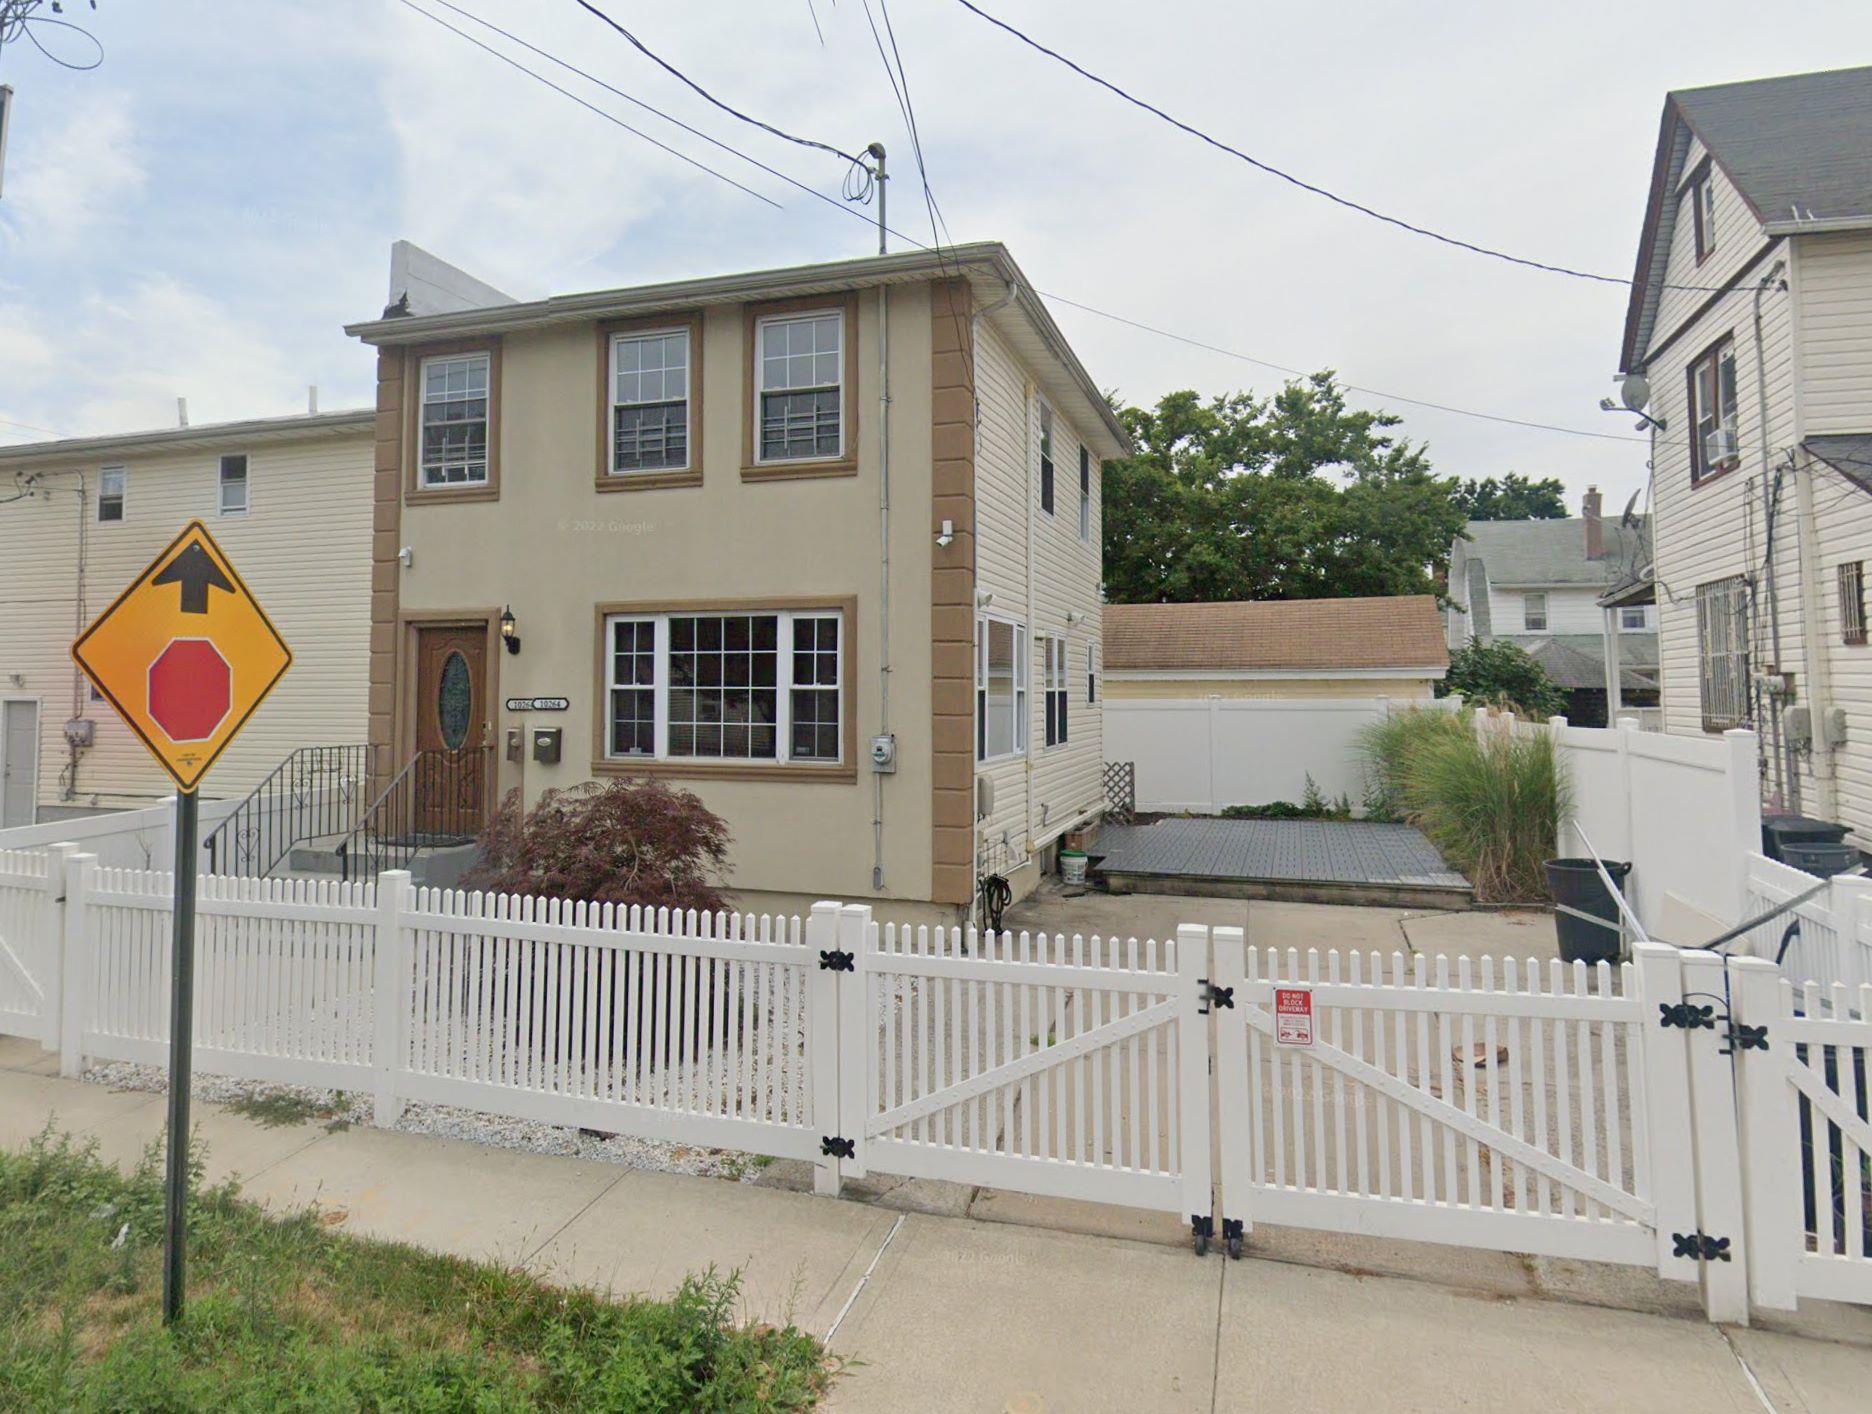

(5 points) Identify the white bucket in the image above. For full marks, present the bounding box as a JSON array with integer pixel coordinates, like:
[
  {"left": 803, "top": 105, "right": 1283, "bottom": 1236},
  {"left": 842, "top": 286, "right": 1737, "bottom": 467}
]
[{"left": 1060, "top": 849, "right": 1088, "bottom": 886}]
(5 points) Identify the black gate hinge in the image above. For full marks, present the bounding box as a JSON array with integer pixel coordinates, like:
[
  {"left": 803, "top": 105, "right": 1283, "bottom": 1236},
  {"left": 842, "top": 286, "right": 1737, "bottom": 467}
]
[
  {"left": 1190, "top": 1214, "right": 1214, "bottom": 1239},
  {"left": 1726, "top": 1022, "right": 1769, "bottom": 1054},
  {"left": 1197, "top": 979, "right": 1235, "bottom": 1014},
  {"left": 819, "top": 949, "right": 855, "bottom": 972},
  {"left": 1671, "top": 1231, "right": 1732, "bottom": 1263},
  {"left": 1658, "top": 1001, "right": 1715, "bottom": 1030},
  {"left": 821, "top": 1135, "right": 856, "bottom": 1159}
]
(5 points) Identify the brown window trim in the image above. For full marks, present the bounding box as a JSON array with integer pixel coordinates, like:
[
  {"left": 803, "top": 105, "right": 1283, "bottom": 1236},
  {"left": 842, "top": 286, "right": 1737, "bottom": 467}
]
[
  {"left": 1686, "top": 332, "right": 1739, "bottom": 488},
  {"left": 594, "top": 311, "right": 705, "bottom": 493},
  {"left": 405, "top": 338, "right": 502, "bottom": 505},
  {"left": 1683, "top": 158, "right": 1716, "bottom": 266},
  {"left": 741, "top": 291, "right": 860, "bottom": 482},
  {"left": 589, "top": 595, "right": 859, "bottom": 783}
]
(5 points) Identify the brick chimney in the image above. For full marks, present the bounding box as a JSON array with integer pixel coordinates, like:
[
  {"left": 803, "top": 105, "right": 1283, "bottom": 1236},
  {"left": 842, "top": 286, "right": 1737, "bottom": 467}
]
[{"left": 1583, "top": 485, "right": 1603, "bottom": 559}]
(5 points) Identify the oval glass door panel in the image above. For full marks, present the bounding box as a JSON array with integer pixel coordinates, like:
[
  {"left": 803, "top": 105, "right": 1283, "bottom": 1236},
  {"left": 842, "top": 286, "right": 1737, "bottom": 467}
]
[{"left": 437, "top": 651, "right": 472, "bottom": 749}]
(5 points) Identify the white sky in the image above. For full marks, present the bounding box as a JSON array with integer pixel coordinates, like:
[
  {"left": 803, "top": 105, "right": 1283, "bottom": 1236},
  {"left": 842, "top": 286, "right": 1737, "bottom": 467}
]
[{"left": 2, "top": 0, "right": 1869, "bottom": 516}]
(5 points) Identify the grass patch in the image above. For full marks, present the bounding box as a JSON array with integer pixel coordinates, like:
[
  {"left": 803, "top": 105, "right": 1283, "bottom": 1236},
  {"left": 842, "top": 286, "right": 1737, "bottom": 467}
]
[
  {"left": 0, "top": 1127, "right": 829, "bottom": 1410},
  {"left": 221, "top": 1088, "right": 351, "bottom": 1130},
  {"left": 1359, "top": 709, "right": 1572, "bottom": 903}
]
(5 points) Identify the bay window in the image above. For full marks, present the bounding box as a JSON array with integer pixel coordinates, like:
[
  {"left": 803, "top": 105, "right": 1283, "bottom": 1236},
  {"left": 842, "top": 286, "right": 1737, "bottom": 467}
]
[{"left": 603, "top": 609, "right": 844, "bottom": 765}]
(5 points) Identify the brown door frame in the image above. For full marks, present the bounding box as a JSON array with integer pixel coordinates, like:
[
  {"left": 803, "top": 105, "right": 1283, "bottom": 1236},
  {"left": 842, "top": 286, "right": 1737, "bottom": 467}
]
[{"left": 396, "top": 608, "right": 502, "bottom": 791}]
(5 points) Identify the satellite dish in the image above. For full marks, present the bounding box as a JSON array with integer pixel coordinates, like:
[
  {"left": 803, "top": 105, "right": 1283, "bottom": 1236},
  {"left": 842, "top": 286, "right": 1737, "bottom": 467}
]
[
  {"left": 1620, "top": 490, "right": 1641, "bottom": 529},
  {"left": 1619, "top": 373, "right": 1651, "bottom": 413}
]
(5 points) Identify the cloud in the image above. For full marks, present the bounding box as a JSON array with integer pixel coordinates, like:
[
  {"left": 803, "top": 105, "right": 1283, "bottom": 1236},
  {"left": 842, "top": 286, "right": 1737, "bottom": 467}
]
[{"left": 0, "top": 87, "right": 146, "bottom": 251}]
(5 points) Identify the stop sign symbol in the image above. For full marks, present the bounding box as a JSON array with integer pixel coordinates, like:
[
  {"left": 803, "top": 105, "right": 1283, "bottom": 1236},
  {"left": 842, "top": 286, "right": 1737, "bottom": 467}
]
[{"left": 147, "top": 638, "right": 231, "bottom": 743}]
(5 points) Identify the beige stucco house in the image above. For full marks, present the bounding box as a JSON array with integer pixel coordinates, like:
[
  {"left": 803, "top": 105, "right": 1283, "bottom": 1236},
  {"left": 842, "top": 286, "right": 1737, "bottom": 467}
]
[
  {"left": 0, "top": 410, "right": 375, "bottom": 824},
  {"left": 345, "top": 243, "right": 1127, "bottom": 924},
  {"left": 1103, "top": 597, "right": 1449, "bottom": 700},
  {"left": 1615, "top": 66, "right": 1872, "bottom": 847}
]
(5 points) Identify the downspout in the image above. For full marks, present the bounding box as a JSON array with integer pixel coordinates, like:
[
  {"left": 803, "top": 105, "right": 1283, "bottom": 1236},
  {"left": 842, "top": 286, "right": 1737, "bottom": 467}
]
[
  {"left": 1024, "top": 379, "right": 1036, "bottom": 863},
  {"left": 1791, "top": 444, "right": 1838, "bottom": 819},
  {"left": 872, "top": 280, "right": 892, "bottom": 892},
  {"left": 966, "top": 283, "right": 1016, "bottom": 924}
]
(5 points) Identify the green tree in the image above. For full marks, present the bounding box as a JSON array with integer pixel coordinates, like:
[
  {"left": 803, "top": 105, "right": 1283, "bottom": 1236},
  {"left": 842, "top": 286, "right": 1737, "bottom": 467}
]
[
  {"left": 1102, "top": 376, "right": 1467, "bottom": 604},
  {"left": 1452, "top": 473, "right": 1568, "bottom": 521},
  {"left": 1439, "top": 638, "right": 1568, "bottom": 719}
]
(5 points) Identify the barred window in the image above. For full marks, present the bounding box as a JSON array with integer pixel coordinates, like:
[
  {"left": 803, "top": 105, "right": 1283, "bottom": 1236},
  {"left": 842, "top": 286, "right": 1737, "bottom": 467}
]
[
  {"left": 757, "top": 312, "right": 842, "bottom": 462},
  {"left": 420, "top": 353, "right": 490, "bottom": 486},
  {"left": 1841, "top": 561, "right": 1866, "bottom": 647},
  {"left": 611, "top": 329, "right": 690, "bottom": 473},
  {"left": 1695, "top": 576, "right": 1750, "bottom": 731}
]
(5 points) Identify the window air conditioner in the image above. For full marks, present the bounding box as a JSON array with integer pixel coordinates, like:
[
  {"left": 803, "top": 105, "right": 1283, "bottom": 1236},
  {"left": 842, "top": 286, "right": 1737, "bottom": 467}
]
[{"left": 1704, "top": 427, "right": 1738, "bottom": 465}]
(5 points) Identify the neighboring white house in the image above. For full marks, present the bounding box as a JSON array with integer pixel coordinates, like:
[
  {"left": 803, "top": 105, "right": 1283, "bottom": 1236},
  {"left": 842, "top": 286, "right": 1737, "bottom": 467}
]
[
  {"left": 1615, "top": 65, "right": 1872, "bottom": 846},
  {"left": 1445, "top": 491, "right": 1659, "bottom": 725},
  {"left": 0, "top": 410, "right": 375, "bottom": 822}
]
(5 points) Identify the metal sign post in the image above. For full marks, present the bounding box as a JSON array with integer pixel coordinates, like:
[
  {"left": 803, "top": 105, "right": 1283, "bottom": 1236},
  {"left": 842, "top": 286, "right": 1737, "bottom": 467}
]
[
  {"left": 161, "top": 788, "right": 198, "bottom": 1325},
  {"left": 71, "top": 521, "right": 292, "bottom": 1328}
]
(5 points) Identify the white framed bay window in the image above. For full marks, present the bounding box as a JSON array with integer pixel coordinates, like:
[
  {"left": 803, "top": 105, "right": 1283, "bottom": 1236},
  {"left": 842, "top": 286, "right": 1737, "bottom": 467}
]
[
  {"left": 976, "top": 614, "right": 1028, "bottom": 762},
  {"left": 602, "top": 607, "right": 846, "bottom": 766}
]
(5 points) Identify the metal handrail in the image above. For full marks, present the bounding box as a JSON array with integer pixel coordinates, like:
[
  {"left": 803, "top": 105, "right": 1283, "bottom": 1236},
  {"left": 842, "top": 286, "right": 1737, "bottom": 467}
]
[
  {"left": 203, "top": 744, "right": 370, "bottom": 877},
  {"left": 337, "top": 745, "right": 490, "bottom": 881}
]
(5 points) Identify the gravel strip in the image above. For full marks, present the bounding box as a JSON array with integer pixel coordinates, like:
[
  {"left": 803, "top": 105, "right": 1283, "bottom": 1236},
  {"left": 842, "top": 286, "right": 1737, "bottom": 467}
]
[{"left": 80, "top": 1061, "right": 771, "bottom": 1183}]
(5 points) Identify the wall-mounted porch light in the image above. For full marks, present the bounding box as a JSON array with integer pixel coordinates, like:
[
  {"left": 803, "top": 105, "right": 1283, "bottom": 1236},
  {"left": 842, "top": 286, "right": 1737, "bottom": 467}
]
[{"left": 499, "top": 605, "right": 521, "bottom": 656}]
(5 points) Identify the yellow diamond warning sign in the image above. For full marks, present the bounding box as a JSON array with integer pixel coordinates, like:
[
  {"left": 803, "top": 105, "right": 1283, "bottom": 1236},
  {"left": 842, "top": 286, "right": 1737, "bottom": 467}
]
[{"left": 72, "top": 520, "right": 291, "bottom": 792}]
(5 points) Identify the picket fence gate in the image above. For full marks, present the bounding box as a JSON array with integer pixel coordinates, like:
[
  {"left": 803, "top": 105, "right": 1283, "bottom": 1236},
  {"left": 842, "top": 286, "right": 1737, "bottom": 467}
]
[{"left": 1, "top": 846, "right": 1869, "bottom": 1323}]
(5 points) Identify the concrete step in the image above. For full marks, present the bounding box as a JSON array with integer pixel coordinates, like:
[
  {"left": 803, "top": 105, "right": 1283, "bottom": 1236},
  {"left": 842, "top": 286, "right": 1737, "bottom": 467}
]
[{"left": 285, "top": 838, "right": 480, "bottom": 888}]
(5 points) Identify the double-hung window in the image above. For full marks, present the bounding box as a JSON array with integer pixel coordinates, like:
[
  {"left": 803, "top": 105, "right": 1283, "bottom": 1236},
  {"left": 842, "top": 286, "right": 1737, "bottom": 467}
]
[
  {"left": 218, "top": 453, "right": 249, "bottom": 516},
  {"left": 610, "top": 328, "right": 690, "bottom": 474},
  {"left": 1042, "top": 636, "right": 1069, "bottom": 747},
  {"left": 1087, "top": 641, "right": 1100, "bottom": 704},
  {"left": 756, "top": 311, "right": 843, "bottom": 463},
  {"left": 1689, "top": 162, "right": 1717, "bottom": 263},
  {"left": 976, "top": 616, "right": 1027, "bottom": 761},
  {"left": 602, "top": 609, "right": 843, "bottom": 765},
  {"left": 97, "top": 465, "right": 125, "bottom": 522},
  {"left": 1688, "top": 338, "right": 1738, "bottom": 483},
  {"left": 1039, "top": 403, "right": 1055, "bottom": 514},
  {"left": 1695, "top": 576, "right": 1750, "bottom": 731},
  {"left": 420, "top": 353, "right": 491, "bottom": 487},
  {"left": 1078, "top": 446, "right": 1091, "bottom": 540},
  {"left": 1619, "top": 605, "right": 1650, "bottom": 631},
  {"left": 1522, "top": 592, "right": 1548, "bottom": 632}
]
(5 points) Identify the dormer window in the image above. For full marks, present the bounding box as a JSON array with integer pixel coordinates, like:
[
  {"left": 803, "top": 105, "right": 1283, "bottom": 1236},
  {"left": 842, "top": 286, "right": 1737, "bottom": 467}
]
[{"left": 1689, "top": 162, "right": 1717, "bottom": 263}]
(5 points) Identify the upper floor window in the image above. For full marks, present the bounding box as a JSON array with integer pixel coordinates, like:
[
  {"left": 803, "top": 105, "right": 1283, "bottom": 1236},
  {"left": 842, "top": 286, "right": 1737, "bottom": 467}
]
[
  {"left": 756, "top": 311, "right": 843, "bottom": 463},
  {"left": 1689, "top": 162, "right": 1717, "bottom": 263},
  {"left": 1688, "top": 337, "right": 1739, "bottom": 484},
  {"left": 602, "top": 608, "right": 844, "bottom": 765},
  {"left": 420, "top": 353, "right": 491, "bottom": 487},
  {"left": 977, "top": 615, "right": 1027, "bottom": 762},
  {"left": 1087, "top": 640, "right": 1100, "bottom": 704},
  {"left": 1695, "top": 576, "right": 1749, "bottom": 731},
  {"left": 1522, "top": 592, "right": 1548, "bottom": 632},
  {"left": 218, "top": 453, "right": 249, "bottom": 516},
  {"left": 610, "top": 328, "right": 691, "bottom": 474},
  {"left": 1619, "top": 605, "right": 1650, "bottom": 632},
  {"left": 97, "top": 465, "right": 125, "bottom": 522},
  {"left": 1078, "top": 446, "right": 1091, "bottom": 540},
  {"left": 1039, "top": 402, "right": 1055, "bottom": 515},
  {"left": 1840, "top": 561, "right": 1866, "bottom": 647},
  {"left": 1042, "top": 635, "right": 1069, "bottom": 747}
]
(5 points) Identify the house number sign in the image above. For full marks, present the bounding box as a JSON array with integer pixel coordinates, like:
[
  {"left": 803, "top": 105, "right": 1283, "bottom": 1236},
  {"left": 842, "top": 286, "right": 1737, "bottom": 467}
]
[{"left": 505, "top": 697, "right": 570, "bottom": 712}]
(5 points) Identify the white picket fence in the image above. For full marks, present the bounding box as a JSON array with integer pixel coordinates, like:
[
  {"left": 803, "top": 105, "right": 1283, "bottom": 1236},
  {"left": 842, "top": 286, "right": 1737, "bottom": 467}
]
[
  {"left": 1740, "top": 851, "right": 1872, "bottom": 991},
  {"left": 1, "top": 847, "right": 1868, "bottom": 1322}
]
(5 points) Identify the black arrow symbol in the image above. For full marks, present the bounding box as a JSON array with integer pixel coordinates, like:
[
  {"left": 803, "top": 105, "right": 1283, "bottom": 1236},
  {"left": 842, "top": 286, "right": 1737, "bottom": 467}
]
[{"left": 151, "top": 542, "right": 235, "bottom": 615}]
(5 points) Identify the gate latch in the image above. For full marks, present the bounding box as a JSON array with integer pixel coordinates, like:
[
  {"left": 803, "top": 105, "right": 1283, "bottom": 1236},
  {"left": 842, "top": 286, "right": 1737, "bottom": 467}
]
[
  {"left": 821, "top": 1135, "right": 856, "bottom": 1159},
  {"left": 1197, "top": 980, "right": 1235, "bottom": 1015},
  {"left": 1671, "top": 1231, "right": 1732, "bottom": 1263},
  {"left": 819, "top": 949, "right": 855, "bottom": 972}
]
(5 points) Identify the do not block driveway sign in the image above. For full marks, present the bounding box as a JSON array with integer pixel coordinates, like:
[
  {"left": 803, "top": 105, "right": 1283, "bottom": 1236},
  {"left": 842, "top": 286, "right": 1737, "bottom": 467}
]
[{"left": 72, "top": 520, "right": 292, "bottom": 792}]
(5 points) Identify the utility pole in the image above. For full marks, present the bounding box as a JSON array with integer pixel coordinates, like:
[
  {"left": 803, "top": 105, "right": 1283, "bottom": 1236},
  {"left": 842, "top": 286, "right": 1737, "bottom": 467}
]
[{"left": 866, "top": 142, "right": 887, "bottom": 255}]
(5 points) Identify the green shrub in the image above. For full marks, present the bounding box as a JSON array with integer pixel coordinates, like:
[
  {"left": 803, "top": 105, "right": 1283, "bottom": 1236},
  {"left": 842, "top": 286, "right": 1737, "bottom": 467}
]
[
  {"left": 1439, "top": 637, "right": 1568, "bottom": 719},
  {"left": 1220, "top": 775, "right": 1353, "bottom": 821},
  {"left": 1359, "top": 709, "right": 1571, "bottom": 902}
]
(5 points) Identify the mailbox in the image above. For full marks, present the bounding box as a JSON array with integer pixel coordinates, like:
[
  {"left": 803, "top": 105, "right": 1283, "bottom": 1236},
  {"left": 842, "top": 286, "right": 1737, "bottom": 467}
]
[{"left": 531, "top": 727, "right": 562, "bottom": 764}]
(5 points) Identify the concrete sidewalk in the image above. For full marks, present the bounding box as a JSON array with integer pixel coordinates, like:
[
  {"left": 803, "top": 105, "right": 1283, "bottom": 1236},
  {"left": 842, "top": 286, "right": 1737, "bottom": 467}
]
[{"left": 4, "top": 1038, "right": 1869, "bottom": 1412}]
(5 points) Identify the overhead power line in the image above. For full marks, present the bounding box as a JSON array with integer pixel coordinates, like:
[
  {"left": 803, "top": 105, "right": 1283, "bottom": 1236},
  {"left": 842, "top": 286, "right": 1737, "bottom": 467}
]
[
  {"left": 393, "top": 0, "right": 780, "bottom": 210},
  {"left": 950, "top": 0, "right": 1730, "bottom": 296}
]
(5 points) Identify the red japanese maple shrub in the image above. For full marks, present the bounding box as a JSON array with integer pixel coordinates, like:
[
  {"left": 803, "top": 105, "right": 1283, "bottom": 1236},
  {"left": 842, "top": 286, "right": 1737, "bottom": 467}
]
[{"left": 465, "top": 779, "right": 731, "bottom": 912}]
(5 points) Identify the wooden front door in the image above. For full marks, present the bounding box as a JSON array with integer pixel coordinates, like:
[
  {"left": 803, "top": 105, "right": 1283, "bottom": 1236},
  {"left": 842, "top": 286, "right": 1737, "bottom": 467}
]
[{"left": 411, "top": 624, "right": 489, "bottom": 836}]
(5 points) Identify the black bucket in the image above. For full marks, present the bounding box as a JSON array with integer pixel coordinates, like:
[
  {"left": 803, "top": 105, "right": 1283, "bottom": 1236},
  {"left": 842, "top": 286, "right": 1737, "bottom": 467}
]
[{"left": 1544, "top": 858, "right": 1632, "bottom": 963}]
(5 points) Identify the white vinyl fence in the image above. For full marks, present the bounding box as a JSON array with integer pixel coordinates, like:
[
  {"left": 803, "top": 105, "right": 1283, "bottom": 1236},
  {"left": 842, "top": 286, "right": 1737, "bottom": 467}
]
[
  {"left": 1740, "top": 852, "right": 1872, "bottom": 991},
  {"left": 0, "top": 796, "right": 242, "bottom": 872},
  {"left": 1104, "top": 695, "right": 1460, "bottom": 814},
  {"left": 1, "top": 847, "right": 1868, "bottom": 1322}
]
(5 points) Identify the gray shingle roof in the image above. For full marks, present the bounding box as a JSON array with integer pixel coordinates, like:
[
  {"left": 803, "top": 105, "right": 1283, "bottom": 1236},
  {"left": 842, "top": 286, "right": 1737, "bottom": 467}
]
[
  {"left": 1674, "top": 67, "right": 1872, "bottom": 225},
  {"left": 1461, "top": 517, "right": 1651, "bottom": 588},
  {"left": 1496, "top": 633, "right": 1661, "bottom": 691},
  {"left": 1806, "top": 435, "right": 1872, "bottom": 497}
]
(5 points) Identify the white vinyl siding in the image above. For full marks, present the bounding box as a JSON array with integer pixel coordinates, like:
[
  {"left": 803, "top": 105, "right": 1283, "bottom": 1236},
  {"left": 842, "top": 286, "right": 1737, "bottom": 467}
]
[
  {"left": 1795, "top": 229, "right": 1872, "bottom": 436},
  {"left": 0, "top": 428, "right": 374, "bottom": 810}
]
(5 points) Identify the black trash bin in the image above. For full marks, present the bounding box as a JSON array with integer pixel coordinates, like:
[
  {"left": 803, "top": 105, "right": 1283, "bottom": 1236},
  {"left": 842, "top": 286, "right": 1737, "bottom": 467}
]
[{"left": 1544, "top": 858, "right": 1632, "bottom": 963}]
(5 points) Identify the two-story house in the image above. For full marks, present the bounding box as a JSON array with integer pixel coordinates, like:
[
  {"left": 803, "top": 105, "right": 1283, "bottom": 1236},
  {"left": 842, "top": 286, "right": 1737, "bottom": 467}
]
[
  {"left": 1616, "top": 66, "right": 1872, "bottom": 843},
  {"left": 344, "top": 242, "right": 1126, "bottom": 925},
  {"left": 1444, "top": 491, "right": 1659, "bottom": 725},
  {"left": 0, "top": 408, "right": 375, "bottom": 824}
]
